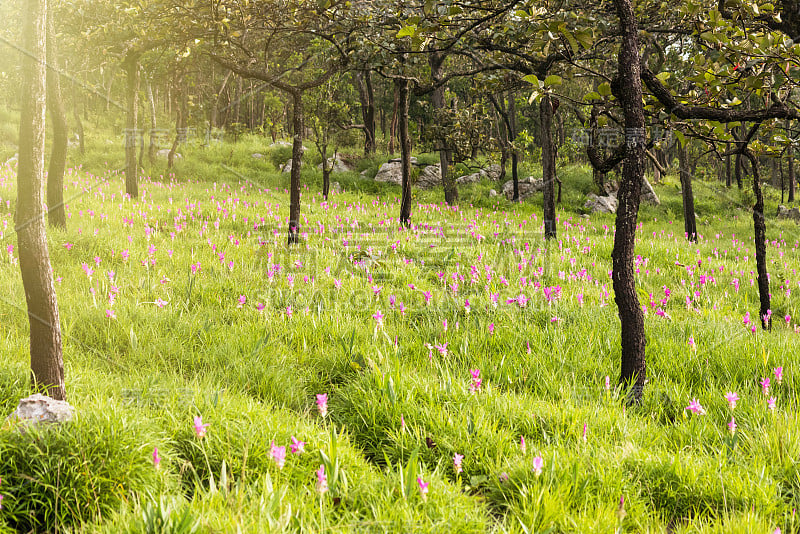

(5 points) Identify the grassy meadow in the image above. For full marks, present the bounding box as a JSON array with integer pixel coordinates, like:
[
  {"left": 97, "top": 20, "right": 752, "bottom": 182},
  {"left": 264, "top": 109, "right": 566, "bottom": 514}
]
[{"left": 0, "top": 131, "right": 799, "bottom": 533}]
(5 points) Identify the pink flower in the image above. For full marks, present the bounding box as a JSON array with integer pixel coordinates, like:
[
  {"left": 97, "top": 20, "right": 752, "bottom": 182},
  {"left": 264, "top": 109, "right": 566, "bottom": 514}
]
[
  {"left": 520, "top": 435, "right": 526, "bottom": 455},
  {"left": 191, "top": 262, "right": 201, "bottom": 275},
  {"left": 237, "top": 295, "right": 246, "bottom": 308},
  {"left": 605, "top": 376, "right": 610, "bottom": 392},
  {"left": 454, "top": 453, "right": 464, "bottom": 474},
  {"left": 155, "top": 298, "right": 167, "bottom": 308},
  {"left": 193, "top": 416, "right": 209, "bottom": 438},
  {"left": 488, "top": 323, "right": 495, "bottom": 334},
  {"left": 768, "top": 397, "right": 777, "bottom": 411},
  {"left": 290, "top": 436, "right": 305, "bottom": 454},
  {"left": 270, "top": 441, "right": 287, "bottom": 469},
  {"left": 727, "top": 417, "right": 737, "bottom": 435},
  {"left": 760, "top": 377, "right": 770, "bottom": 396},
  {"left": 373, "top": 309, "right": 384, "bottom": 328},
  {"left": 316, "top": 393, "right": 328, "bottom": 417},
  {"left": 105, "top": 309, "right": 116, "bottom": 319},
  {"left": 582, "top": 422, "right": 588, "bottom": 442},
  {"left": 774, "top": 367, "right": 783, "bottom": 385},
  {"left": 685, "top": 398, "right": 706, "bottom": 415},
  {"left": 417, "top": 476, "right": 429, "bottom": 501},
  {"left": 469, "top": 369, "right": 482, "bottom": 393},
  {"left": 724, "top": 392, "right": 739, "bottom": 410},
  {"left": 316, "top": 464, "right": 328, "bottom": 493},
  {"left": 153, "top": 447, "right": 161, "bottom": 468},
  {"left": 532, "top": 456, "right": 544, "bottom": 476}
]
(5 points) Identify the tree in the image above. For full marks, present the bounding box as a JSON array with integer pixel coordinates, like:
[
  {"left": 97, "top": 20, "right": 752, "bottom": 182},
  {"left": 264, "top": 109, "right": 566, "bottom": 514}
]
[
  {"left": 46, "top": 10, "right": 67, "bottom": 230},
  {"left": 17, "top": 0, "right": 66, "bottom": 400}
]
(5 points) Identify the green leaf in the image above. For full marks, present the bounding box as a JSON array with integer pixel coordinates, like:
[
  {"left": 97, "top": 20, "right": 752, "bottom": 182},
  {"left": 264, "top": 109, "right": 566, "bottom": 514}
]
[
  {"left": 396, "top": 25, "right": 416, "bottom": 38},
  {"left": 674, "top": 130, "right": 687, "bottom": 148},
  {"left": 598, "top": 82, "right": 612, "bottom": 97},
  {"left": 656, "top": 72, "right": 671, "bottom": 82},
  {"left": 544, "top": 75, "right": 562, "bottom": 87},
  {"left": 522, "top": 74, "right": 541, "bottom": 87}
]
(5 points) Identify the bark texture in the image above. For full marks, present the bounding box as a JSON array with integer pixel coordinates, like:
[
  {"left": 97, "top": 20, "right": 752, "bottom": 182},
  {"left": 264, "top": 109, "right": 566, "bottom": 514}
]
[
  {"left": 746, "top": 150, "right": 771, "bottom": 329},
  {"left": 541, "top": 95, "right": 557, "bottom": 240},
  {"left": 397, "top": 77, "right": 412, "bottom": 227},
  {"left": 288, "top": 91, "right": 303, "bottom": 244},
  {"left": 677, "top": 139, "right": 697, "bottom": 242},
  {"left": 612, "top": 0, "right": 647, "bottom": 402},
  {"left": 46, "top": 13, "right": 67, "bottom": 230},
  {"left": 18, "top": 0, "right": 66, "bottom": 400}
]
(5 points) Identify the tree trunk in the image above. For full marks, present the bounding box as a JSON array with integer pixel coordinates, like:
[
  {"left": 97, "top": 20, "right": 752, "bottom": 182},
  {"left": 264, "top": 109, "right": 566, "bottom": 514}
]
[
  {"left": 745, "top": 150, "right": 772, "bottom": 329},
  {"left": 288, "top": 91, "right": 303, "bottom": 245},
  {"left": 789, "top": 128, "right": 795, "bottom": 203},
  {"left": 18, "top": 0, "right": 66, "bottom": 401},
  {"left": 677, "top": 138, "right": 697, "bottom": 242},
  {"left": 397, "top": 77, "right": 412, "bottom": 227},
  {"left": 123, "top": 53, "right": 140, "bottom": 198},
  {"left": 168, "top": 76, "right": 186, "bottom": 169},
  {"left": 46, "top": 14, "right": 67, "bottom": 230},
  {"left": 355, "top": 70, "right": 376, "bottom": 155},
  {"left": 541, "top": 95, "right": 557, "bottom": 239},
  {"left": 612, "top": 0, "right": 647, "bottom": 403},
  {"left": 211, "top": 70, "right": 232, "bottom": 130},
  {"left": 509, "top": 91, "right": 519, "bottom": 202},
  {"left": 389, "top": 89, "right": 399, "bottom": 154},
  {"left": 429, "top": 52, "right": 457, "bottom": 204},
  {"left": 147, "top": 77, "right": 157, "bottom": 164}
]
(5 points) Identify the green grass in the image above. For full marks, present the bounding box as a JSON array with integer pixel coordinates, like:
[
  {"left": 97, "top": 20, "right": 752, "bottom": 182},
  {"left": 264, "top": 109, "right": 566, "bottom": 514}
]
[{"left": 0, "top": 122, "right": 799, "bottom": 532}]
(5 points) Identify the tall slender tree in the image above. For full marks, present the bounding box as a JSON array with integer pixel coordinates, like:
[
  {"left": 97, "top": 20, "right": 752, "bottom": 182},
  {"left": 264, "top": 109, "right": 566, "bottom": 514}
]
[{"left": 17, "top": 0, "right": 66, "bottom": 400}]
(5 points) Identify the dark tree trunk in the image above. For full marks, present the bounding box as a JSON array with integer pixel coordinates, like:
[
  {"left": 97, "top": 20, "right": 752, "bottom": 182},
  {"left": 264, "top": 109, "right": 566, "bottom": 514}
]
[
  {"left": 355, "top": 70, "right": 376, "bottom": 155},
  {"left": 509, "top": 91, "right": 519, "bottom": 201},
  {"left": 429, "top": 52, "right": 457, "bottom": 204},
  {"left": 612, "top": 0, "right": 647, "bottom": 403},
  {"left": 18, "top": 0, "right": 66, "bottom": 401},
  {"left": 789, "top": 139, "right": 796, "bottom": 203},
  {"left": 541, "top": 95, "right": 557, "bottom": 239},
  {"left": 46, "top": 14, "right": 67, "bottom": 231},
  {"left": 397, "top": 77, "right": 412, "bottom": 227},
  {"left": 288, "top": 91, "right": 303, "bottom": 244},
  {"left": 745, "top": 150, "right": 772, "bottom": 329},
  {"left": 123, "top": 54, "right": 140, "bottom": 198},
  {"left": 734, "top": 125, "right": 744, "bottom": 189},
  {"left": 677, "top": 139, "right": 697, "bottom": 242}
]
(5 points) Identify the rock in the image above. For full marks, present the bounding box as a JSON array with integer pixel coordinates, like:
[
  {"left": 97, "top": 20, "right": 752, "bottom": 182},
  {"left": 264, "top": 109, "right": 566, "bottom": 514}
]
[
  {"left": 584, "top": 192, "right": 618, "bottom": 214},
  {"left": 488, "top": 189, "right": 498, "bottom": 197},
  {"left": 156, "top": 149, "right": 182, "bottom": 160},
  {"left": 360, "top": 169, "right": 370, "bottom": 179},
  {"left": 252, "top": 153, "right": 265, "bottom": 159},
  {"left": 484, "top": 164, "right": 503, "bottom": 181},
  {"left": 641, "top": 177, "right": 660, "bottom": 205},
  {"left": 501, "top": 176, "right": 544, "bottom": 200},
  {"left": 8, "top": 394, "right": 74, "bottom": 426},
  {"left": 374, "top": 161, "right": 403, "bottom": 185},
  {"left": 777, "top": 205, "right": 800, "bottom": 221},
  {"left": 269, "top": 141, "right": 292, "bottom": 148},
  {"left": 281, "top": 160, "right": 301, "bottom": 173},
  {"left": 417, "top": 165, "right": 441, "bottom": 189},
  {"left": 388, "top": 156, "right": 418, "bottom": 165},
  {"left": 317, "top": 155, "right": 353, "bottom": 173}
]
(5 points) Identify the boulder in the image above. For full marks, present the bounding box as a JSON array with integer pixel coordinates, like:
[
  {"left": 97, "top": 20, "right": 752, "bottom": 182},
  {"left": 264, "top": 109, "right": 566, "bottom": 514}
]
[
  {"left": 156, "top": 149, "right": 182, "bottom": 160},
  {"left": 281, "top": 160, "right": 301, "bottom": 173},
  {"left": 584, "top": 192, "right": 618, "bottom": 214},
  {"left": 269, "top": 141, "right": 292, "bottom": 148},
  {"left": 417, "top": 164, "right": 441, "bottom": 189},
  {"left": 641, "top": 177, "right": 660, "bottom": 205},
  {"left": 252, "top": 153, "right": 265, "bottom": 159},
  {"left": 501, "top": 176, "right": 544, "bottom": 200},
  {"left": 483, "top": 164, "right": 503, "bottom": 181},
  {"left": 488, "top": 189, "right": 498, "bottom": 198},
  {"left": 7, "top": 394, "right": 74, "bottom": 426},
  {"left": 317, "top": 155, "right": 353, "bottom": 173},
  {"left": 777, "top": 205, "right": 800, "bottom": 221},
  {"left": 374, "top": 161, "right": 403, "bottom": 185},
  {"left": 456, "top": 164, "right": 503, "bottom": 185}
]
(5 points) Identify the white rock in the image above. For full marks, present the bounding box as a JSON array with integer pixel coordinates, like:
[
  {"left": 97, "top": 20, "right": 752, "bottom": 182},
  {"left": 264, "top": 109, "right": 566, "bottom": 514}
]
[
  {"left": 501, "top": 177, "right": 544, "bottom": 200},
  {"left": 374, "top": 161, "right": 403, "bottom": 185},
  {"left": 156, "top": 149, "right": 182, "bottom": 160},
  {"left": 584, "top": 192, "right": 618, "bottom": 214},
  {"left": 317, "top": 155, "right": 353, "bottom": 173},
  {"left": 488, "top": 189, "right": 498, "bottom": 197},
  {"left": 8, "top": 394, "right": 74, "bottom": 425},
  {"left": 252, "top": 153, "right": 264, "bottom": 159},
  {"left": 641, "top": 177, "right": 660, "bottom": 205},
  {"left": 417, "top": 164, "right": 441, "bottom": 189}
]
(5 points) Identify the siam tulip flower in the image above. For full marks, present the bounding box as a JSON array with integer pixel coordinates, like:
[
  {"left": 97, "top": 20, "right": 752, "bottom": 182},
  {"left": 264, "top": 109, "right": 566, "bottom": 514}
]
[
  {"left": 105, "top": 309, "right": 116, "bottom": 320},
  {"left": 453, "top": 453, "right": 464, "bottom": 474},
  {"left": 605, "top": 376, "right": 611, "bottom": 392},
  {"left": 760, "top": 377, "right": 770, "bottom": 396},
  {"left": 688, "top": 336, "right": 695, "bottom": 349},
  {"left": 469, "top": 369, "right": 482, "bottom": 393},
  {"left": 724, "top": 392, "right": 739, "bottom": 410},
  {"left": 727, "top": 417, "right": 737, "bottom": 435},
  {"left": 435, "top": 342, "right": 448, "bottom": 358},
  {"left": 417, "top": 476, "right": 429, "bottom": 501},
  {"left": 774, "top": 367, "right": 784, "bottom": 385},
  {"left": 768, "top": 397, "right": 777, "bottom": 411},
  {"left": 488, "top": 323, "right": 495, "bottom": 335},
  {"left": 316, "top": 394, "right": 328, "bottom": 418},
  {"left": 582, "top": 422, "right": 588, "bottom": 442},
  {"left": 498, "top": 472, "right": 509, "bottom": 483},
  {"left": 237, "top": 295, "right": 246, "bottom": 308},
  {"left": 532, "top": 456, "right": 544, "bottom": 476},
  {"left": 400, "top": 415, "right": 406, "bottom": 430},
  {"left": 270, "top": 441, "right": 287, "bottom": 469},
  {"left": 290, "top": 436, "right": 305, "bottom": 454},
  {"left": 193, "top": 416, "right": 209, "bottom": 438},
  {"left": 520, "top": 435, "right": 526, "bottom": 455},
  {"left": 316, "top": 464, "right": 328, "bottom": 494},
  {"left": 373, "top": 309, "right": 384, "bottom": 328},
  {"left": 153, "top": 447, "right": 161, "bottom": 468},
  {"left": 685, "top": 398, "right": 706, "bottom": 415}
]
